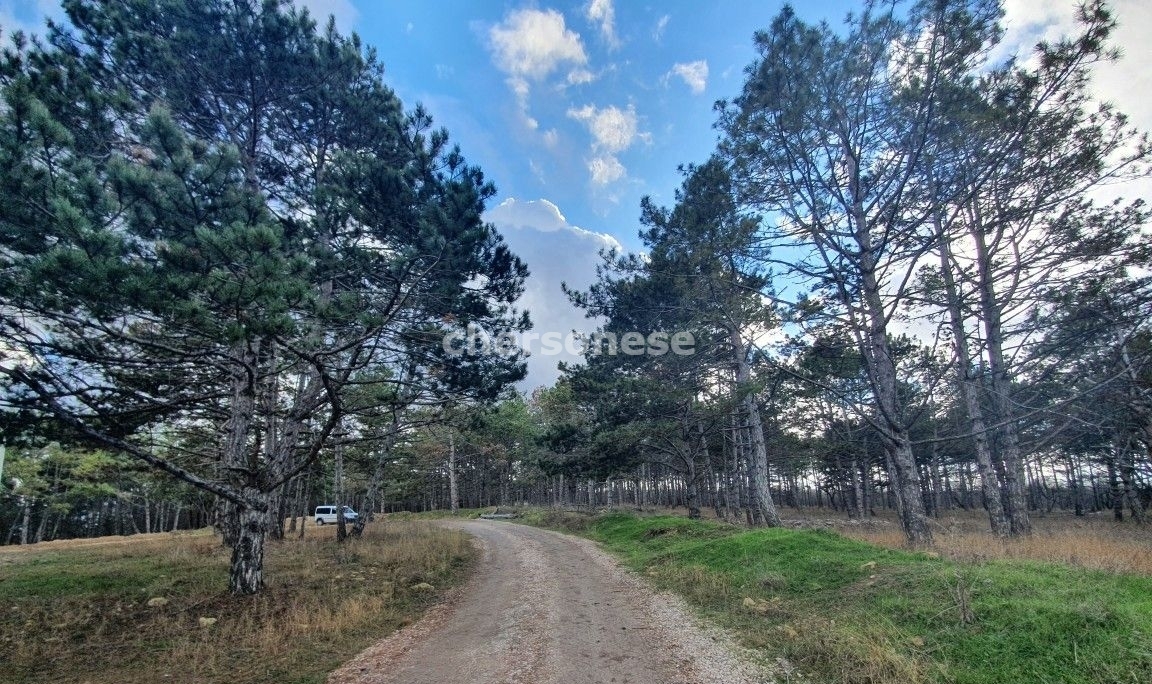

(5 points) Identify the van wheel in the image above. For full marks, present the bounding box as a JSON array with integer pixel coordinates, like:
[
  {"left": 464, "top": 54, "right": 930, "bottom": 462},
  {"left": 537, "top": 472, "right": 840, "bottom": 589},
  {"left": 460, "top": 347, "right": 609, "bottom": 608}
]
[{"left": 316, "top": 518, "right": 325, "bottom": 525}]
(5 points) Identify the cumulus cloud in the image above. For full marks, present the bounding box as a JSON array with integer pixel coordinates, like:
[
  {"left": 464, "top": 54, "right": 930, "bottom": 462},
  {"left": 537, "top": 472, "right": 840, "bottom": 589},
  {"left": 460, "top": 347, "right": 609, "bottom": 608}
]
[
  {"left": 489, "top": 8, "right": 590, "bottom": 107},
  {"left": 566, "top": 103, "right": 649, "bottom": 186},
  {"left": 588, "top": 156, "right": 626, "bottom": 185},
  {"left": 485, "top": 198, "right": 622, "bottom": 389},
  {"left": 669, "top": 60, "right": 708, "bottom": 94},
  {"left": 567, "top": 103, "right": 643, "bottom": 153},
  {"left": 485, "top": 197, "right": 574, "bottom": 234},
  {"left": 586, "top": 0, "right": 620, "bottom": 49}
]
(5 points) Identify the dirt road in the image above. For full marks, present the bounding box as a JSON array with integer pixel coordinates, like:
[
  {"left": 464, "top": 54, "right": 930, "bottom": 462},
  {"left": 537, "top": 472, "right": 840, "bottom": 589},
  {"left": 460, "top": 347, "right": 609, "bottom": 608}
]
[{"left": 327, "top": 520, "right": 768, "bottom": 684}]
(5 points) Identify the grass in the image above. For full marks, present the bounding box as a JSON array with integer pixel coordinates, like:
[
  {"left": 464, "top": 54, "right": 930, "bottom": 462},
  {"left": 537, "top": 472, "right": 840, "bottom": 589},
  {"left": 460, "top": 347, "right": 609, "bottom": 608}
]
[
  {"left": 826, "top": 510, "right": 1152, "bottom": 576},
  {"left": 0, "top": 521, "right": 475, "bottom": 684},
  {"left": 518, "top": 509, "right": 1152, "bottom": 684}
]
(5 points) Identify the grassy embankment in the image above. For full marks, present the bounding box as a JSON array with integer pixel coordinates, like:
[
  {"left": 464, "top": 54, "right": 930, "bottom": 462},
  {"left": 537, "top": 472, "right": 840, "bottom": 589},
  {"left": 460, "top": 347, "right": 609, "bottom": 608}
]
[
  {"left": 519, "top": 508, "right": 1152, "bottom": 684},
  {"left": 0, "top": 521, "right": 474, "bottom": 684}
]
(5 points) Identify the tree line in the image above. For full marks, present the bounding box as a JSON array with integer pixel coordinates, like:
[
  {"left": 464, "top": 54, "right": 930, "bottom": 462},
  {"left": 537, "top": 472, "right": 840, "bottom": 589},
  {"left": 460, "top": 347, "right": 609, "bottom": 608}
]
[
  {"left": 552, "top": 0, "right": 1150, "bottom": 546},
  {"left": 369, "top": 0, "right": 1150, "bottom": 547}
]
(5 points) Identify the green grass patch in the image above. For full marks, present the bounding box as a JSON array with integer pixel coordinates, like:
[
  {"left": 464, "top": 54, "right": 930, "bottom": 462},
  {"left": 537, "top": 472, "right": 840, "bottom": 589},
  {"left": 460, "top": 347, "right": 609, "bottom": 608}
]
[{"left": 526, "top": 512, "right": 1152, "bottom": 684}]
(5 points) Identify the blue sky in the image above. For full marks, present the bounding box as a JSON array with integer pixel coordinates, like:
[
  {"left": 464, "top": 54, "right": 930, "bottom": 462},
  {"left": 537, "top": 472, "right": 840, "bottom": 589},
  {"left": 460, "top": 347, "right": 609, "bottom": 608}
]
[
  {"left": 3, "top": 0, "right": 1150, "bottom": 390},
  {"left": 348, "top": 0, "right": 853, "bottom": 248}
]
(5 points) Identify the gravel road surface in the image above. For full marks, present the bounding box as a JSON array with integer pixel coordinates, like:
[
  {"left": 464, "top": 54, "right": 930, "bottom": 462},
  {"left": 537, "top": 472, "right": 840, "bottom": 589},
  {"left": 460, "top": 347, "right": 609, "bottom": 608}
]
[{"left": 327, "top": 520, "right": 769, "bottom": 684}]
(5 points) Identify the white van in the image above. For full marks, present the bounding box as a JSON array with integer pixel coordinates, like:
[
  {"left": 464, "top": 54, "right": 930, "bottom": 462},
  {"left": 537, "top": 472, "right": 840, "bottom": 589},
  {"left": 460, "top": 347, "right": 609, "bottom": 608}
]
[{"left": 314, "top": 505, "right": 359, "bottom": 525}]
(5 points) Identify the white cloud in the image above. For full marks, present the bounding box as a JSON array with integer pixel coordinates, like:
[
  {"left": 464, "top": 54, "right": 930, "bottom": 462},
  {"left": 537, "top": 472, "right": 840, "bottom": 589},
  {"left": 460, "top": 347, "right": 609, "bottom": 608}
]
[
  {"left": 487, "top": 197, "right": 573, "bottom": 233},
  {"left": 586, "top": 0, "right": 620, "bottom": 49},
  {"left": 996, "top": 0, "right": 1152, "bottom": 203},
  {"left": 485, "top": 198, "right": 622, "bottom": 388},
  {"left": 653, "top": 15, "right": 670, "bottom": 42},
  {"left": 489, "top": 9, "right": 589, "bottom": 88},
  {"left": 528, "top": 158, "right": 546, "bottom": 184},
  {"left": 566, "top": 103, "right": 645, "bottom": 153},
  {"left": 670, "top": 60, "right": 708, "bottom": 94},
  {"left": 588, "top": 155, "right": 626, "bottom": 185},
  {"left": 996, "top": 0, "right": 1151, "bottom": 127},
  {"left": 1081, "top": 1, "right": 1152, "bottom": 133},
  {"left": 567, "top": 68, "right": 595, "bottom": 85},
  {"left": 567, "top": 103, "right": 648, "bottom": 187},
  {"left": 297, "top": 0, "right": 359, "bottom": 32}
]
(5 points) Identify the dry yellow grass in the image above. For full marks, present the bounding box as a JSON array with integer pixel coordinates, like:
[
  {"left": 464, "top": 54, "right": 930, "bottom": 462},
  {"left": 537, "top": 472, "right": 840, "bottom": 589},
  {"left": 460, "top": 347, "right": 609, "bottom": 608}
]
[
  {"left": 809, "top": 509, "right": 1152, "bottom": 575},
  {"left": 0, "top": 521, "right": 474, "bottom": 684},
  {"left": 0, "top": 528, "right": 216, "bottom": 555},
  {"left": 649, "top": 504, "right": 1152, "bottom": 575}
]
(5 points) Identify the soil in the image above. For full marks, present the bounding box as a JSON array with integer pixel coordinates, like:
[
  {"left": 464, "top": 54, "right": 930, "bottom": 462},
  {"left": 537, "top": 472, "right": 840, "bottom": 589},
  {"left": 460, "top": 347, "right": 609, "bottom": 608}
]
[{"left": 327, "top": 520, "right": 770, "bottom": 684}]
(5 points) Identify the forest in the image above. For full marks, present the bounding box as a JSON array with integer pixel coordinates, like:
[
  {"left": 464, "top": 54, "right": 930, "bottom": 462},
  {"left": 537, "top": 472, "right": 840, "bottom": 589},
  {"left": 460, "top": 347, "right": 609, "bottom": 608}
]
[{"left": 2, "top": 0, "right": 1150, "bottom": 597}]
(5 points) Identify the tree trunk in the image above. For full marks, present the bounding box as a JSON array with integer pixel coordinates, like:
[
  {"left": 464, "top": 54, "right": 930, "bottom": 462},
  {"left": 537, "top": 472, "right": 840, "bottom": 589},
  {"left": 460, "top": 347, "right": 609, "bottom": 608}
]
[
  {"left": 971, "top": 215, "right": 1031, "bottom": 537},
  {"left": 228, "top": 495, "right": 266, "bottom": 595},
  {"left": 19, "top": 498, "right": 32, "bottom": 545},
  {"left": 850, "top": 457, "right": 865, "bottom": 519},
  {"left": 684, "top": 450, "right": 701, "bottom": 520},
  {"left": 287, "top": 475, "right": 300, "bottom": 534},
  {"left": 1066, "top": 456, "right": 1084, "bottom": 517},
  {"left": 336, "top": 504, "right": 348, "bottom": 542},
  {"left": 218, "top": 344, "right": 257, "bottom": 548},
  {"left": 938, "top": 229, "right": 1011, "bottom": 536},
  {"left": 353, "top": 415, "right": 402, "bottom": 538},
  {"left": 299, "top": 466, "right": 312, "bottom": 539},
  {"left": 1116, "top": 437, "right": 1146, "bottom": 523},
  {"left": 34, "top": 505, "right": 49, "bottom": 544},
  {"left": 837, "top": 153, "right": 933, "bottom": 546},
  {"left": 729, "top": 326, "right": 782, "bottom": 527},
  {"left": 448, "top": 432, "right": 460, "bottom": 514},
  {"left": 1108, "top": 456, "right": 1124, "bottom": 521}
]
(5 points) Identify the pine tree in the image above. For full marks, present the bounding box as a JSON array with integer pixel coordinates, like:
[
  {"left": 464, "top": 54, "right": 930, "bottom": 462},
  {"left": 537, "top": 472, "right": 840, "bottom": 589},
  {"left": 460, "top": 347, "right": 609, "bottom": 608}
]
[{"left": 0, "top": 0, "right": 527, "bottom": 592}]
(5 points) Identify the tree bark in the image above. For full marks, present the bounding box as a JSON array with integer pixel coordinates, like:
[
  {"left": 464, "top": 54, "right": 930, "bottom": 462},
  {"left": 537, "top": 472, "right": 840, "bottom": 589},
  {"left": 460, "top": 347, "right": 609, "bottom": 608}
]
[
  {"left": 228, "top": 494, "right": 267, "bottom": 595},
  {"left": 336, "top": 504, "right": 348, "bottom": 542},
  {"left": 729, "top": 326, "right": 782, "bottom": 527},
  {"left": 34, "top": 505, "right": 49, "bottom": 544},
  {"left": 938, "top": 229, "right": 1011, "bottom": 536},
  {"left": 970, "top": 215, "right": 1031, "bottom": 537},
  {"left": 447, "top": 432, "right": 460, "bottom": 513},
  {"left": 19, "top": 498, "right": 31, "bottom": 545},
  {"left": 847, "top": 168, "right": 932, "bottom": 546},
  {"left": 685, "top": 461, "right": 701, "bottom": 520}
]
